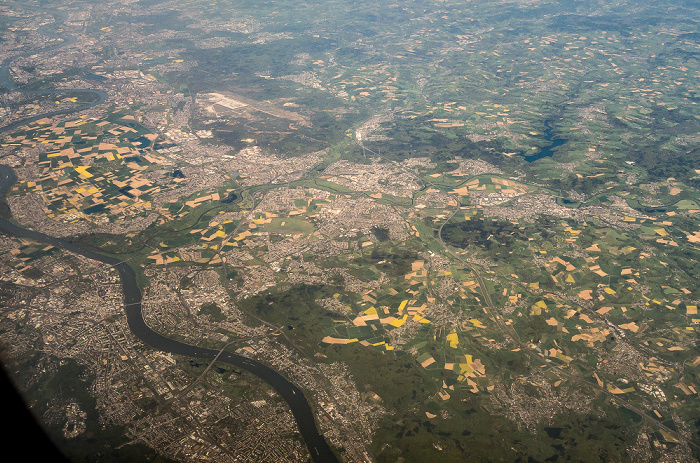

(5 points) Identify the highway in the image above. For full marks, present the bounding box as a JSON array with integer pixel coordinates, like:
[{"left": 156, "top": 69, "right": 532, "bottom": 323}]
[{"left": 435, "top": 201, "right": 696, "bottom": 450}]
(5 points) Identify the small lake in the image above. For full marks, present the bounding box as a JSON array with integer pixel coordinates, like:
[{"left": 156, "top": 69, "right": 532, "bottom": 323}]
[{"left": 522, "top": 120, "right": 568, "bottom": 162}]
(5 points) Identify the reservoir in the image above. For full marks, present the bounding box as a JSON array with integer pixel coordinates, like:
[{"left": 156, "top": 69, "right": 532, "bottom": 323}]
[{"left": 522, "top": 120, "right": 568, "bottom": 162}]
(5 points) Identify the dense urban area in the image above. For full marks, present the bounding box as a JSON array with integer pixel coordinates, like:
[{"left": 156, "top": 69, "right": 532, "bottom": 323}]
[{"left": 1, "top": 0, "right": 700, "bottom": 462}]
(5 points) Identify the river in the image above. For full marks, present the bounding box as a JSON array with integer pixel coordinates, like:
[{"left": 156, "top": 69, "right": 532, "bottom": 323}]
[{"left": 0, "top": 6, "right": 338, "bottom": 463}]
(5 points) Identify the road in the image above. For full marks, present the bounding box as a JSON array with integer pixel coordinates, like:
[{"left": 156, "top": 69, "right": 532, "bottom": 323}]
[
  {"left": 0, "top": 6, "right": 340, "bottom": 462},
  {"left": 435, "top": 199, "right": 696, "bottom": 449}
]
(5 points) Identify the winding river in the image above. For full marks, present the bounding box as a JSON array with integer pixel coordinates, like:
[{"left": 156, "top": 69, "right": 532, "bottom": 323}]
[{"left": 0, "top": 6, "right": 338, "bottom": 463}]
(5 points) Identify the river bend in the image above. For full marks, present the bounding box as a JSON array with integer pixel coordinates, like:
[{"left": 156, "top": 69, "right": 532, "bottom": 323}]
[{"left": 0, "top": 6, "right": 337, "bottom": 463}]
